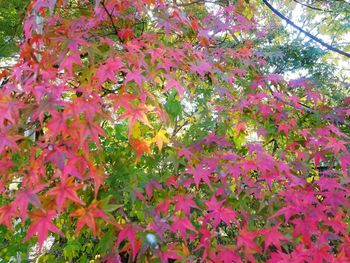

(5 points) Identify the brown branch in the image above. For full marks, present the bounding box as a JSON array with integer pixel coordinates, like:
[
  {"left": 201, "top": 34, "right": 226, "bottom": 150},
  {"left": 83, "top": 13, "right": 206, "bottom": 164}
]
[
  {"left": 171, "top": 119, "right": 189, "bottom": 138},
  {"left": 263, "top": 0, "right": 350, "bottom": 59},
  {"left": 101, "top": 1, "right": 122, "bottom": 42},
  {"left": 173, "top": 0, "right": 223, "bottom": 7},
  {"left": 101, "top": 86, "right": 121, "bottom": 97}
]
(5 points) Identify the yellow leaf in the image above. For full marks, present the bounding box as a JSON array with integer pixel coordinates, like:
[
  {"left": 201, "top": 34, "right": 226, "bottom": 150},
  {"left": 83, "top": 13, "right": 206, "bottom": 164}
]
[
  {"left": 182, "top": 243, "right": 190, "bottom": 257},
  {"left": 306, "top": 175, "right": 319, "bottom": 183},
  {"left": 229, "top": 178, "right": 236, "bottom": 192},
  {"left": 131, "top": 122, "right": 141, "bottom": 139},
  {"left": 152, "top": 129, "right": 169, "bottom": 151},
  {"left": 243, "top": 7, "right": 253, "bottom": 20}
]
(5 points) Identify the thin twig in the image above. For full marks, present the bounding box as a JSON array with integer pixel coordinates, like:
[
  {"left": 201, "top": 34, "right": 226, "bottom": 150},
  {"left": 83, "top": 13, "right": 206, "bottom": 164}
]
[
  {"left": 101, "top": 1, "right": 122, "bottom": 42},
  {"left": 293, "top": 0, "right": 330, "bottom": 12},
  {"left": 263, "top": 0, "right": 350, "bottom": 59}
]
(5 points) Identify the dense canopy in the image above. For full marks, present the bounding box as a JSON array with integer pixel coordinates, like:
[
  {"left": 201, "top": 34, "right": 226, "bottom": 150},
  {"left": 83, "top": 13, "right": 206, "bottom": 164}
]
[{"left": 0, "top": 0, "right": 350, "bottom": 262}]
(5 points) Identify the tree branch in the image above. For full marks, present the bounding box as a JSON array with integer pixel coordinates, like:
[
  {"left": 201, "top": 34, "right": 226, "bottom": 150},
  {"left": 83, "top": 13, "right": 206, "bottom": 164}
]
[
  {"left": 173, "top": 0, "right": 222, "bottom": 7},
  {"left": 263, "top": 0, "right": 350, "bottom": 59},
  {"left": 293, "top": 0, "right": 329, "bottom": 12},
  {"left": 101, "top": 1, "right": 122, "bottom": 42}
]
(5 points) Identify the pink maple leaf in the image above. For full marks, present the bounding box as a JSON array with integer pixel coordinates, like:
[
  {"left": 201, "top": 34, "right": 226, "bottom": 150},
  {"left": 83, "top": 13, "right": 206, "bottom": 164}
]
[
  {"left": 33, "top": 0, "right": 57, "bottom": 14},
  {"left": 260, "top": 226, "right": 288, "bottom": 251},
  {"left": 291, "top": 218, "right": 313, "bottom": 247},
  {"left": 59, "top": 53, "right": 81, "bottom": 76},
  {"left": 157, "top": 245, "right": 182, "bottom": 262},
  {"left": 187, "top": 164, "right": 212, "bottom": 188},
  {"left": 259, "top": 104, "right": 273, "bottom": 119},
  {"left": 46, "top": 111, "right": 68, "bottom": 138},
  {"left": 119, "top": 104, "right": 153, "bottom": 133},
  {"left": 0, "top": 96, "right": 23, "bottom": 124},
  {"left": 171, "top": 216, "right": 197, "bottom": 239},
  {"left": 0, "top": 131, "right": 18, "bottom": 154},
  {"left": 156, "top": 199, "right": 172, "bottom": 215},
  {"left": 325, "top": 137, "right": 348, "bottom": 154},
  {"left": 13, "top": 184, "right": 46, "bottom": 220},
  {"left": 24, "top": 209, "right": 63, "bottom": 248},
  {"left": 236, "top": 227, "right": 261, "bottom": 253},
  {"left": 266, "top": 73, "right": 284, "bottom": 84},
  {"left": 278, "top": 123, "right": 291, "bottom": 136},
  {"left": 173, "top": 194, "right": 199, "bottom": 215},
  {"left": 205, "top": 196, "right": 238, "bottom": 228},
  {"left": 340, "top": 154, "right": 350, "bottom": 176},
  {"left": 190, "top": 61, "right": 211, "bottom": 77},
  {"left": 95, "top": 58, "right": 123, "bottom": 84},
  {"left": 203, "top": 132, "right": 231, "bottom": 147},
  {"left": 0, "top": 204, "right": 17, "bottom": 228},
  {"left": 147, "top": 47, "right": 164, "bottom": 63},
  {"left": 313, "top": 151, "right": 327, "bottom": 168},
  {"left": 125, "top": 70, "right": 143, "bottom": 88},
  {"left": 145, "top": 179, "right": 163, "bottom": 199},
  {"left": 117, "top": 225, "right": 142, "bottom": 260},
  {"left": 165, "top": 78, "right": 186, "bottom": 97},
  {"left": 214, "top": 246, "right": 242, "bottom": 263}
]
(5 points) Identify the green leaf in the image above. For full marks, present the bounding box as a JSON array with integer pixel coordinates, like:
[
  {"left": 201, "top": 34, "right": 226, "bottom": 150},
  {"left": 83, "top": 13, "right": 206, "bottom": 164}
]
[
  {"left": 97, "top": 227, "right": 116, "bottom": 254},
  {"left": 63, "top": 240, "right": 81, "bottom": 261},
  {"left": 165, "top": 94, "right": 182, "bottom": 122}
]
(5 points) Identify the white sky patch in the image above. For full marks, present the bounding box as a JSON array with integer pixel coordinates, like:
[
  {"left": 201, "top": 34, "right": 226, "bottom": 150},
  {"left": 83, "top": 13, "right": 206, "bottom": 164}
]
[{"left": 270, "top": 1, "right": 350, "bottom": 80}]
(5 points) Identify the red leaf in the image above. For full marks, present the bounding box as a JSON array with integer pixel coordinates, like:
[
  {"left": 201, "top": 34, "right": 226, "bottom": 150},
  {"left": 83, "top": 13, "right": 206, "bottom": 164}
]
[
  {"left": 24, "top": 210, "right": 63, "bottom": 248},
  {"left": 156, "top": 199, "right": 172, "bottom": 215},
  {"left": 0, "top": 204, "right": 17, "bottom": 228},
  {"left": 70, "top": 119, "right": 106, "bottom": 148},
  {"left": 70, "top": 201, "right": 109, "bottom": 235},
  {"left": 213, "top": 246, "right": 242, "bottom": 263},
  {"left": 187, "top": 164, "right": 212, "bottom": 189},
  {"left": 119, "top": 104, "right": 152, "bottom": 133},
  {"left": 340, "top": 154, "right": 350, "bottom": 177},
  {"left": 325, "top": 137, "right": 348, "bottom": 155},
  {"left": 0, "top": 95, "right": 23, "bottom": 124},
  {"left": 165, "top": 78, "right": 186, "bottom": 97},
  {"left": 59, "top": 53, "right": 81, "bottom": 76},
  {"left": 117, "top": 225, "right": 142, "bottom": 260},
  {"left": 205, "top": 196, "right": 238, "bottom": 228},
  {"left": 158, "top": 249, "right": 182, "bottom": 263},
  {"left": 13, "top": 184, "right": 46, "bottom": 220},
  {"left": 236, "top": 227, "right": 261, "bottom": 253},
  {"left": 130, "top": 138, "right": 150, "bottom": 157},
  {"left": 190, "top": 18, "right": 200, "bottom": 32},
  {"left": 95, "top": 58, "right": 123, "bottom": 84},
  {"left": 0, "top": 131, "right": 18, "bottom": 154},
  {"left": 88, "top": 165, "right": 107, "bottom": 197},
  {"left": 47, "top": 177, "right": 84, "bottom": 211},
  {"left": 260, "top": 226, "right": 288, "bottom": 251},
  {"left": 291, "top": 218, "right": 313, "bottom": 247},
  {"left": 145, "top": 179, "right": 162, "bottom": 199},
  {"left": 46, "top": 111, "right": 68, "bottom": 138},
  {"left": 118, "top": 28, "right": 135, "bottom": 42},
  {"left": 173, "top": 194, "right": 199, "bottom": 215},
  {"left": 171, "top": 216, "right": 197, "bottom": 239}
]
